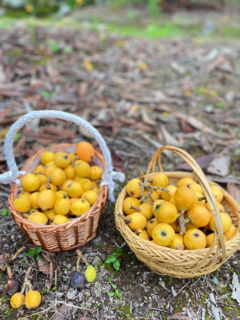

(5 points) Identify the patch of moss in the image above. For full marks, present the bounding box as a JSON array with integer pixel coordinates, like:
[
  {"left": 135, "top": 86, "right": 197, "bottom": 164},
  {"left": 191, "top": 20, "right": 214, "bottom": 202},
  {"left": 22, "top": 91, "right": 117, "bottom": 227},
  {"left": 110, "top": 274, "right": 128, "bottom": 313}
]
[{"left": 118, "top": 305, "right": 134, "bottom": 319}]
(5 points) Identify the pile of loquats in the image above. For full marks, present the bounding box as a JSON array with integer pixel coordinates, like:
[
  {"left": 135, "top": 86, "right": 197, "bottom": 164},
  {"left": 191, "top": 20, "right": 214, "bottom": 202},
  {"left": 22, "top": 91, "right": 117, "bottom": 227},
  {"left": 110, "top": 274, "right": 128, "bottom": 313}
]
[
  {"left": 123, "top": 174, "right": 237, "bottom": 250},
  {"left": 13, "top": 141, "right": 102, "bottom": 225}
]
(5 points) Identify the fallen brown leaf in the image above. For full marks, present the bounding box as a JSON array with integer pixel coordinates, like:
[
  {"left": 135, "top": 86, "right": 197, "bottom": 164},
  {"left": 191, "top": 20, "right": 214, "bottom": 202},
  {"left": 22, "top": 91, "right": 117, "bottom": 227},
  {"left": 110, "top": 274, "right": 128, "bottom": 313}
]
[
  {"left": 227, "top": 183, "right": 240, "bottom": 204},
  {"left": 38, "top": 253, "right": 54, "bottom": 290},
  {"left": 174, "top": 153, "right": 216, "bottom": 171}
]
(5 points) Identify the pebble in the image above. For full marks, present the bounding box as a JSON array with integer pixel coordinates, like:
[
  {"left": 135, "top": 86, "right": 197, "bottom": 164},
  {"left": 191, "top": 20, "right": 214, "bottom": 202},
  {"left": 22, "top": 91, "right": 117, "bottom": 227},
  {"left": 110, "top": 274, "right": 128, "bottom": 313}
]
[{"left": 67, "top": 288, "right": 78, "bottom": 300}]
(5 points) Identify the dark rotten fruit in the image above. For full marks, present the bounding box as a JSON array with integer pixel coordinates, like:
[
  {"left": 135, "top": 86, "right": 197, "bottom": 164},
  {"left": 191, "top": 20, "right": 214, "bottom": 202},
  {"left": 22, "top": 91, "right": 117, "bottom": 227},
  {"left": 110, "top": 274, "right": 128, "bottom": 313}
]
[{"left": 71, "top": 272, "right": 86, "bottom": 289}]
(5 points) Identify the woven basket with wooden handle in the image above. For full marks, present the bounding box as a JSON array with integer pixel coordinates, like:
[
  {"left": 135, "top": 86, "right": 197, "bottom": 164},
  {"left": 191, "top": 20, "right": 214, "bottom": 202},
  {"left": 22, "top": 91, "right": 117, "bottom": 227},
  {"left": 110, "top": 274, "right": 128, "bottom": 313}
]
[{"left": 115, "top": 146, "right": 240, "bottom": 278}]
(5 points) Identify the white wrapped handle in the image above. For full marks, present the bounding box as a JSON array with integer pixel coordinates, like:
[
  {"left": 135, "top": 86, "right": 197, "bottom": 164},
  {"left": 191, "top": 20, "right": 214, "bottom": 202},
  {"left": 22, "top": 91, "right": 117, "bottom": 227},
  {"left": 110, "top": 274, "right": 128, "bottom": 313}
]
[{"left": 0, "top": 110, "right": 125, "bottom": 201}]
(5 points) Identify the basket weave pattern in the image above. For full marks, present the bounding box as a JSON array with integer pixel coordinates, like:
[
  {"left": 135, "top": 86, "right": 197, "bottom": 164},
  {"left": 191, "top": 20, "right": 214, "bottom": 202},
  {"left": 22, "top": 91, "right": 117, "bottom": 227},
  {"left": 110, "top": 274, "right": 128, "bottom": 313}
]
[
  {"left": 115, "top": 146, "right": 240, "bottom": 278},
  {"left": 8, "top": 144, "right": 107, "bottom": 252}
]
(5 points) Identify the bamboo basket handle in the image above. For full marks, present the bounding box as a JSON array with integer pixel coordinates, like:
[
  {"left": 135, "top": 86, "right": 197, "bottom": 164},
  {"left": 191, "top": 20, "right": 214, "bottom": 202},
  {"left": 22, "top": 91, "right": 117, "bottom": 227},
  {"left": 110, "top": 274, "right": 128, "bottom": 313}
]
[
  {"left": 146, "top": 145, "right": 227, "bottom": 267},
  {"left": 0, "top": 110, "right": 125, "bottom": 201}
]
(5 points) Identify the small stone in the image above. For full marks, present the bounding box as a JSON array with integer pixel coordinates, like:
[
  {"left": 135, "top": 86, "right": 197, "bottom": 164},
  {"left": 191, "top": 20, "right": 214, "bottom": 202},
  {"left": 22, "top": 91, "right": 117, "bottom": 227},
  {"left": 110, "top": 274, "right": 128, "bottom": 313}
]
[
  {"left": 67, "top": 288, "right": 78, "bottom": 300},
  {"left": 79, "top": 318, "right": 91, "bottom": 320},
  {"left": 83, "top": 292, "right": 91, "bottom": 297},
  {"left": 212, "top": 277, "right": 218, "bottom": 285},
  {"left": 92, "top": 236, "right": 102, "bottom": 244},
  {"left": 205, "top": 105, "right": 214, "bottom": 113},
  {"left": 71, "top": 307, "right": 78, "bottom": 315}
]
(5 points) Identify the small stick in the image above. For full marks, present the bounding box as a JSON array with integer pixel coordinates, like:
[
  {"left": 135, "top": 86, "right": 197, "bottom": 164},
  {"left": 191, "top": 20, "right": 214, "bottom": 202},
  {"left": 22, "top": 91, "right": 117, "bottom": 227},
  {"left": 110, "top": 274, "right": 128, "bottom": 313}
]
[
  {"left": 129, "top": 205, "right": 141, "bottom": 212},
  {"left": 139, "top": 195, "right": 153, "bottom": 206}
]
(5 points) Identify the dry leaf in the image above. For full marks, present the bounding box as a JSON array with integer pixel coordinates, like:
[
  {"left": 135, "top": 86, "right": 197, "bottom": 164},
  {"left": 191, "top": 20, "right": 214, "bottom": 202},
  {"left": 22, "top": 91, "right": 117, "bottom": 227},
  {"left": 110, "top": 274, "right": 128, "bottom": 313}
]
[
  {"left": 174, "top": 153, "right": 216, "bottom": 171},
  {"left": 227, "top": 183, "right": 240, "bottom": 204},
  {"left": 141, "top": 107, "right": 157, "bottom": 126},
  {"left": 161, "top": 125, "right": 183, "bottom": 147},
  {"left": 38, "top": 253, "right": 54, "bottom": 290},
  {"left": 207, "top": 151, "right": 230, "bottom": 176}
]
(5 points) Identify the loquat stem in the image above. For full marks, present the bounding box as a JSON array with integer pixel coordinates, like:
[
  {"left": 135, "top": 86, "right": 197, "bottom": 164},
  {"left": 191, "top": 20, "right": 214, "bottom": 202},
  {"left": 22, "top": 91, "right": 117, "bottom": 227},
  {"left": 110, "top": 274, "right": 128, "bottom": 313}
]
[
  {"left": 135, "top": 229, "right": 143, "bottom": 236},
  {"left": 76, "top": 249, "right": 88, "bottom": 267},
  {"left": 139, "top": 172, "right": 144, "bottom": 182},
  {"left": 9, "top": 247, "right": 25, "bottom": 262},
  {"left": 139, "top": 182, "right": 170, "bottom": 195},
  {"left": 6, "top": 262, "right": 13, "bottom": 279},
  {"left": 139, "top": 195, "right": 153, "bottom": 207},
  {"left": 178, "top": 211, "right": 186, "bottom": 235},
  {"left": 21, "top": 263, "right": 34, "bottom": 294},
  {"left": 148, "top": 190, "right": 156, "bottom": 202},
  {"left": 129, "top": 205, "right": 141, "bottom": 212},
  {"left": 175, "top": 244, "right": 184, "bottom": 251},
  {"left": 198, "top": 196, "right": 206, "bottom": 201},
  {"left": 71, "top": 156, "right": 77, "bottom": 168},
  {"left": 76, "top": 250, "right": 81, "bottom": 271}
]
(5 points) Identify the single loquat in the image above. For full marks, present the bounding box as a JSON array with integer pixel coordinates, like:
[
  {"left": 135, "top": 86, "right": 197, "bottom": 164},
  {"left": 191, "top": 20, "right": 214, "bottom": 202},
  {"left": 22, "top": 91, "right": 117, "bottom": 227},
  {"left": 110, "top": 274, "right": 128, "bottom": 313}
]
[
  {"left": 150, "top": 173, "right": 168, "bottom": 187},
  {"left": 169, "top": 233, "right": 185, "bottom": 250},
  {"left": 50, "top": 168, "right": 66, "bottom": 186},
  {"left": 154, "top": 200, "right": 178, "bottom": 224},
  {"left": 66, "top": 182, "right": 84, "bottom": 198},
  {"left": 55, "top": 152, "right": 71, "bottom": 168},
  {"left": 21, "top": 173, "right": 40, "bottom": 192},
  {"left": 184, "top": 229, "right": 206, "bottom": 250},
  {"left": 82, "top": 191, "right": 99, "bottom": 206},
  {"left": 152, "top": 223, "right": 175, "bottom": 246},
  {"left": 76, "top": 141, "right": 95, "bottom": 163},
  {"left": 54, "top": 197, "right": 71, "bottom": 215},
  {"left": 177, "top": 177, "right": 195, "bottom": 188},
  {"left": 210, "top": 212, "right": 232, "bottom": 233},
  {"left": 161, "top": 185, "right": 177, "bottom": 202},
  {"left": 74, "top": 160, "right": 91, "bottom": 178},
  {"left": 43, "top": 209, "right": 56, "bottom": 220},
  {"left": 127, "top": 212, "right": 147, "bottom": 232},
  {"left": 10, "top": 292, "right": 25, "bottom": 309},
  {"left": 41, "top": 151, "right": 55, "bottom": 165},
  {"left": 37, "top": 190, "right": 56, "bottom": 210},
  {"left": 89, "top": 166, "right": 102, "bottom": 181},
  {"left": 146, "top": 218, "right": 159, "bottom": 238},
  {"left": 188, "top": 183, "right": 203, "bottom": 195},
  {"left": 123, "top": 197, "right": 140, "bottom": 215},
  {"left": 224, "top": 224, "right": 237, "bottom": 240},
  {"left": 29, "top": 192, "right": 40, "bottom": 209},
  {"left": 187, "top": 205, "right": 211, "bottom": 227},
  {"left": 14, "top": 195, "right": 31, "bottom": 213},
  {"left": 71, "top": 199, "right": 90, "bottom": 216},
  {"left": 210, "top": 185, "right": 224, "bottom": 203},
  {"left": 27, "top": 211, "right": 48, "bottom": 225},
  {"left": 174, "top": 186, "right": 196, "bottom": 212},
  {"left": 126, "top": 178, "right": 142, "bottom": 198},
  {"left": 53, "top": 215, "right": 69, "bottom": 225},
  {"left": 25, "top": 290, "right": 42, "bottom": 309}
]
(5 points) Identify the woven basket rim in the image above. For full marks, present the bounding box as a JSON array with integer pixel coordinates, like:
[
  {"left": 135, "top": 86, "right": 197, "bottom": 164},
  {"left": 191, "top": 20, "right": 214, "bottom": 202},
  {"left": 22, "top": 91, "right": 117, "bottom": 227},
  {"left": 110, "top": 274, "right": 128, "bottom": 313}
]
[
  {"left": 9, "top": 143, "right": 108, "bottom": 231},
  {"left": 115, "top": 172, "right": 240, "bottom": 256}
]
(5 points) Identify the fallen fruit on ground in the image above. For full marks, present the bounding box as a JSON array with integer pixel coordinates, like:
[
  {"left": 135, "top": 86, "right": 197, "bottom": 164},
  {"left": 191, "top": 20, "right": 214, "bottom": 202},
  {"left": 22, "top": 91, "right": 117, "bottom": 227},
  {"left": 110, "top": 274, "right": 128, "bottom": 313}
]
[
  {"left": 25, "top": 290, "right": 42, "bottom": 309},
  {"left": 71, "top": 272, "right": 86, "bottom": 289},
  {"left": 84, "top": 265, "right": 97, "bottom": 283},
  {"left": 10, "top": 292, "right": 25, "bottom": 309}
]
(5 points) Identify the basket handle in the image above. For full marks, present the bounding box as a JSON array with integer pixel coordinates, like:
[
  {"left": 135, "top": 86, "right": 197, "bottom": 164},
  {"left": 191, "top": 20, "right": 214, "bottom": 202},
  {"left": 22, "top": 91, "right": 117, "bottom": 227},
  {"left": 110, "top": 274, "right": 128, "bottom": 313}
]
[
  {"left": 146, "top": 145, "right": 227, "bottom": 267},
  {"left": 0, "top": 110, "right": 125, "bottom": 201}
]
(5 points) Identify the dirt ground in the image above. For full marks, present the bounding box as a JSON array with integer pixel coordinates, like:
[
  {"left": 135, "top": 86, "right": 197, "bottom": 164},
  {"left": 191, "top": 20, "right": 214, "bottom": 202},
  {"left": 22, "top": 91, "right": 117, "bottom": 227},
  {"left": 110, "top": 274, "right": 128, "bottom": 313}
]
[{"left": 1, "top": 3, "right": 240, "bottom": 320}]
